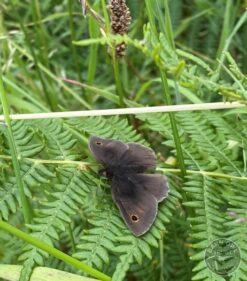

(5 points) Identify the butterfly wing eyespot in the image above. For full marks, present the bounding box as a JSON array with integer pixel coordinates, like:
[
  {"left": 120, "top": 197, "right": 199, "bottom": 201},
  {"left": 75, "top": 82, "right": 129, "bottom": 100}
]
[{"left": 131, "top": 215, "right": 139, "bottom": 222}]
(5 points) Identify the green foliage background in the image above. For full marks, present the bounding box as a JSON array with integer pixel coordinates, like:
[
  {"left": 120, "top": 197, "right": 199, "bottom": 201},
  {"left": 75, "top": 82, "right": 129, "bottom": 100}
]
[{"left": 0, "top": 0, "right": 247, "bottom": 281}]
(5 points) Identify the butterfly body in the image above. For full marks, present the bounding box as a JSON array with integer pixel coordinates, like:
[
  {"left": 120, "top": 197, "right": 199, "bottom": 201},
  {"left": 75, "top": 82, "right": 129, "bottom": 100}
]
[
  {"left": 89, "top": 136, "right": 169, "bottom": 236},
  {"left": 102, "top": 165, "right": 145, "bottom": 179}
]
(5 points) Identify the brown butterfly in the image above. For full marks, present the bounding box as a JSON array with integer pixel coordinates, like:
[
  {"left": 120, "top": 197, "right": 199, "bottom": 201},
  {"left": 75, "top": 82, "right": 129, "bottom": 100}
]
[{"left": 89, "top": 136, "right": 169, "bottom": 236}]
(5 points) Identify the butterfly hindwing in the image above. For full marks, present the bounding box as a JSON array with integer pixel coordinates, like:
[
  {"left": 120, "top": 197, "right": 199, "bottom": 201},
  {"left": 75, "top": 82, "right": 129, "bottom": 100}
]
[
  {"left": 111, "top": 175, "right": 158, "bottom": 236},
  {"left": 128, "top": 174, "right": 169, "bottom": 202}
]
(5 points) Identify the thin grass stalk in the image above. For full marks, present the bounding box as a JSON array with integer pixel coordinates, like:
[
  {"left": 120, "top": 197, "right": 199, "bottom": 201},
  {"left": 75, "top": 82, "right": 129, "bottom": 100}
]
[
  {"left": 159, "top": 70, "right": 186, "bottom": 175},
  {"left": 87, "top": 4, "right": 100, "bottom": 104},
  {"left": 10, "top": 40, "right": 91, "bottom": 109},
  {"left": 163, "top": 0, "right": 175, "bottom": 50},
  {"left": 32, "top": 0, "right": 59, "bottom": 106},
  {"left": 243, "top": 23, "right": 247, "bottom": 73},
  {"left": 9, "top": 0, "right": 56, "bottom": 110},
  {"left": 154, "top": 0, "right": 166, "bottom": 37},
  {"left": 11, "top": 55, "right": 41, "bottom": 98},
  {"left": 68, "top": 0, "right": 83, "bottom": 82},
  {"left": 112, "top": 57, "right": 124, "bottom": 107},
  {"left": 0, "top": 74, "right": 31, "bottom": 224},
  {"left": 216, "top": 0, "right": 232, "bottom": 60},
  {"left": 155, "top": 0, "right": 175, "bottom": 50},
  {"left": 2, "top": 76, "right": 49, "bottom": 112},
  {"left": 31, "top": 0, "right": 49, "bottom": 68},
  {"left": 0, "top": 12, "right": 8, "bottom": 64},
  {"left": 144, "top": 0, "right": 159, "bottom": 42},
  {"left": 215, "top": 10, "right": 247, "bottom": 78},
  {"left": 145, "top": 0, "right": 186, "bottom": 175}
]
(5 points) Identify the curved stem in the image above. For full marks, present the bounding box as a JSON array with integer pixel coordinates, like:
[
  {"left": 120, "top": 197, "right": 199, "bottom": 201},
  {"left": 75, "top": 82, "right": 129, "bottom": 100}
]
[{"left": 0, "top": 220, "right": 111, "bottom": 281}]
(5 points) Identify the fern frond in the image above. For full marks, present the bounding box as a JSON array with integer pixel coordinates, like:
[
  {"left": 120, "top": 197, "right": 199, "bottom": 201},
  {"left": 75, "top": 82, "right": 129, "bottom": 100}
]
[
  {"left": 135, "top": 111, "right": 247, "bottom": 280},
  {"left": 224, "top": 180, "right": 247, "bottom": 280},
  {"left": 131, "top": 208, "right": 192, "bottom": 281},
  {"left": 27, "top": 119, "right": 78, "bottom": 160},
  {"left": 68, "top": 116, "right": 145, "bottom": 144},
  {"left": 0, "top": 161, "right": 55, "bottom": 220},
  {"left": 112, "top": 181, "right": 180, "bottom": 281},
  {"left": 73, "top": 170, "right": 180, "bottom": 281},
  {"left": 74, "top": 206, "right": 123, "bottom": 269},
  {"left": 18, "top": 167, "right": 91, "bottom": 281},
  {"left": 1, "top": 111, "right": 245, "bottom": 281},
  {"left": 10, "top": 120, "right": 44, "bottom": 157},
  {"left": 177, "top": 112, "right": 243, "bottom": 176}
]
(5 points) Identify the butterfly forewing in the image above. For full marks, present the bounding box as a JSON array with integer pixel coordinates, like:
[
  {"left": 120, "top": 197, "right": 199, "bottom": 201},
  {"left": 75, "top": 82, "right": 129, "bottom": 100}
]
[
  {"left": 119, "top": 143, "right": 156, "bottom": 172},
  {"left": 89, "top": 136, "right": 128, "bottom": 166}
]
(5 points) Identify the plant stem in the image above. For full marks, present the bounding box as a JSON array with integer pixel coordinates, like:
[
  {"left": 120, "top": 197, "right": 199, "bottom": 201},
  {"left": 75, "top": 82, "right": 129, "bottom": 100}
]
[
  {"left": 87, "top": 1, "right": 100, "bottom": 104},
  {"left": 144, "top": 0, "right": 159, "bottom": 41},
  {"left": 215, "top": 10, "right": 247, "bottom": 76},
  {"left": 145, "top": 0, "right": 186, "bottom": 175},
  {"left": 155, "top": 0, "right": 175, "bottom": 50},
  {"left": 112, "top": 58, "right": 124, "bottom": 107},
  {"left": 10, "top": 40, "right": 91, "bottom": 109},
  {"left": 68, "top": 0, "right": 82, "bottom": 83},
  {"left": 1, "top": 154, "right": 246, "bottom": 181},
  {"left": 159, "top": 70, "right": 187, "bottom": 176},
  {"left": 9, "top": 0, "right": 56, "bottom": 110},
  {"left": 158, "top": 168, "right": 247, "bottom": 181},
  {"left": 0, "top": 102, "right": 243, "bottom": 121},
  {"left": 163, "top": 0, "right": 176, "bottom": 50},
  {"left": 0, "top": 75, "right": 31, "bottom": 224},
  {"left": 216, "top": 0, "right": 232, "bottom": 59},
  {"left": 0, "top": 220, "right": 111, "bottom": 281}
]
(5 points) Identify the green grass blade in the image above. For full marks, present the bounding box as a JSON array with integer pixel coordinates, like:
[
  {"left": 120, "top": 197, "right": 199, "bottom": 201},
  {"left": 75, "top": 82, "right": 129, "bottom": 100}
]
[{"left": 0, "top": 220, "right": 111, "bottom": 281}]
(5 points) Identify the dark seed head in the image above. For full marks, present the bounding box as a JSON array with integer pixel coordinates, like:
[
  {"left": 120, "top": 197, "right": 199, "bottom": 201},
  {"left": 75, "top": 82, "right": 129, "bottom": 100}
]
[{"left": 109, "top": 0, "right": 131, "bottom": 57}]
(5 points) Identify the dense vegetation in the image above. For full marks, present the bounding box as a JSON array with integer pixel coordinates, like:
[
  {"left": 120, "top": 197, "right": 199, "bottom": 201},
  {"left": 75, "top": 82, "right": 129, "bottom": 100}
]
[{"left": 0, "top": 0, "right": 247, "bottom": 281}]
